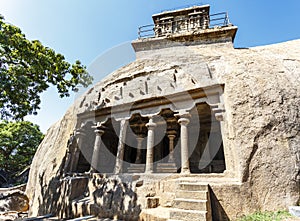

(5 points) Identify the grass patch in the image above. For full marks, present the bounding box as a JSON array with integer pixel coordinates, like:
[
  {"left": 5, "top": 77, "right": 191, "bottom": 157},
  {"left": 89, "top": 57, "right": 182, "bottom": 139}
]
[{"left": 237, "top": 210, "right": 292, "bottom": 221}]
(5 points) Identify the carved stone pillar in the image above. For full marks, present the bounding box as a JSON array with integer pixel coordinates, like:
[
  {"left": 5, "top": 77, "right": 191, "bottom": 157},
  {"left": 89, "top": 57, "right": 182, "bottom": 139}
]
[
  {"left": 156, "top": 128, "right": 178, "bottom": 173},
  {"left": 167, "top": 131, "right": 176, "bottom": 163},
  {"left": 114, "top": 119, "right": 128, "bottom": 174},
  {"left": 127, "top": 135, "right": 145, "bottom": 173},
  {"left": 70, "top": 128, "right": 85, "bottom": 172},
  {"left": 90, "top": 122, "right": 105, "bottom": 172},
  {"left": 135, "top": 136, "right": 144, "bottom": 164},
  {"left": 63, "top": 128, "right": 85, "bottom": 174},
  {"left": 177, "top": 113, "right": 191, "bottom": 174},
  {"left": 145, "top": 117, "right": 157, "bottom": 173}
]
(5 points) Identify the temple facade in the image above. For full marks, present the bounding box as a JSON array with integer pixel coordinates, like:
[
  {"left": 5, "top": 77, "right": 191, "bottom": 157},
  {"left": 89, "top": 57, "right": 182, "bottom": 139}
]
[{"left": 64, "top": 4, "right": 235, "bottom": 178}]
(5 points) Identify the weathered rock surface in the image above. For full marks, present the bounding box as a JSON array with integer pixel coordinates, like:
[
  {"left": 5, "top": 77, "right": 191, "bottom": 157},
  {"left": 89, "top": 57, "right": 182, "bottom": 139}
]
[
  {"left": 0, "top": 190, "right": 29, "bottom": 220},
  {"left": 25, "top": 105, "right": 78, "bottom": 216},
  {"left": 0, "top": 190, "right": 29, "bottom": 212},
  {"left": 0, "top": 186, "right": 29, "bottom": 220},
  {"left": 26, "top": 39, "right": 300, "bottom": 220}
]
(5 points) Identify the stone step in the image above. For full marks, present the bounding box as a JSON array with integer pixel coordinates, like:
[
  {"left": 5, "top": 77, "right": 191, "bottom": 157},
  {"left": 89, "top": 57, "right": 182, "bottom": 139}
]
[
  {"left": 127, "top": 164, "right": 145, "bottom": 173},
  {"left": 140, "top": 208, "right": 169, "bottom": 221},
  {"left": 179, "top": 183, "right": 208, "bottom": 191},
  {"left": 169, "top": 208, "right": 208, "bottom": 221},
  {"left": 167, "top": 219, "right": 182, "bottom": 221},
  {"left": 173, "top": 198, "right": 207, "bottom": 211},
  {"left": 156, "top": 169, "right": 178, "bottom": 173},
  {"left": 156, "top": 163, "right": 177, "bottom": 173},
  {"left": 175, "top": 190, "right": 207, "bottom": 200}
]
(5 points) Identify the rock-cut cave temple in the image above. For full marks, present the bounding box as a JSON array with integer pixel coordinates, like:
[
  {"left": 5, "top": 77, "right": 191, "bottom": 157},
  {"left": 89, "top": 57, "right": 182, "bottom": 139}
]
[{"left": 26, "top": 4, "right": 300, "bottom": 221}]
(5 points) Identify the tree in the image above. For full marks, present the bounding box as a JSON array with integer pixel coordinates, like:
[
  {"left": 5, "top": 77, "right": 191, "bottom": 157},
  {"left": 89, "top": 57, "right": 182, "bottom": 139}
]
[
  {"left": 0, "top": 15, "right": 93, "bottom": 120},
  {"left": 0, "top": 121, "right": 44, "bottom": 183}
]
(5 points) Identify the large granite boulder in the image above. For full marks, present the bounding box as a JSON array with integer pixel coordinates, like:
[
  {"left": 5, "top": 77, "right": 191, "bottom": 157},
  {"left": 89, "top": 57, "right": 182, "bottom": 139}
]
[{"left": 26, "top": 39, "right": 300, "bottom": 220}]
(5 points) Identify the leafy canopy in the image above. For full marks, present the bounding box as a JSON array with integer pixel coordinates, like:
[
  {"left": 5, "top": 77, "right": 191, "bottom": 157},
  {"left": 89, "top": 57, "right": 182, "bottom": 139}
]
[
  {"left": 0, "top": 120, "right": 44, "bottom": 182},
  {"left": 0, "top": 15, "right": 93, "bottom": 120}
]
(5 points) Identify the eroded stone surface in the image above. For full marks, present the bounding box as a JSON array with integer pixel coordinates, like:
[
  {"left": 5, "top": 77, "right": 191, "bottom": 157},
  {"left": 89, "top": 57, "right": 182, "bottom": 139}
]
[
  {"left": 0, "top": 190, "right": 29, "bottom": 212},
  {"left": 26, "top": 39, "right": 300, "bottom": 220}
]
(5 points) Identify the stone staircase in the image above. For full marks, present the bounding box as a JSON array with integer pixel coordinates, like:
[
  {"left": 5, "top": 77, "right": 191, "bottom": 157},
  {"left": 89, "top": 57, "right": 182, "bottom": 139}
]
[
  {"left": 168, "top": 182, "right": 212, "bottom": 221},
  {"left": 65, "top": 176, "right": 213, "bottom": 221}
]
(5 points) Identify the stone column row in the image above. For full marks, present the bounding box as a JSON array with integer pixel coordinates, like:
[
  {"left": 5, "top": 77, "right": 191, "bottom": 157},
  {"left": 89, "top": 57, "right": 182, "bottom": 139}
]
[
  {"left": 89, "top": 111, "right": 191, "bottom": 174},
  {"left": 144, "top": 112, "right": 191, "bottom": 174}
]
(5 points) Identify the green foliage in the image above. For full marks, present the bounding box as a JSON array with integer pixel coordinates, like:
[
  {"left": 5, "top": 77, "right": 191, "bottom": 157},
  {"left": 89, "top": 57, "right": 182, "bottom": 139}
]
[
  {"left": 0, "top": 15, "right": 93, "bottom": 120},
  {"left": 0, "top": 121, "right": 44, "bottom": 182},
  {"left": 237, "top": 210, "right": 292, "bottom": 221}
]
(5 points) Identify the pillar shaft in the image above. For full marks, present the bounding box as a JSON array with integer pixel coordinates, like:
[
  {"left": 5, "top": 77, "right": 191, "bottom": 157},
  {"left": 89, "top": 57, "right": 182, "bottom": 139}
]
[
  {"left": 70, "top": 130, "right": 85, "bottom": 172},
  {"left": 90, "top": 123, "right": 105, "bottom": 172},
  {"left": 145, "top": 117, "right": 157, "bottom": 173},
  {"left": 168, "top": 134, "right": 176, "bottom": 163},
  {"left": 114, "top": 119, "right": 128, "bottom": 174},
  {"left": 177, "top": 114, "right": 191, "bottom": 174},
  {"left": 135, "top": 136, "right": 144, "bottom": 164}
]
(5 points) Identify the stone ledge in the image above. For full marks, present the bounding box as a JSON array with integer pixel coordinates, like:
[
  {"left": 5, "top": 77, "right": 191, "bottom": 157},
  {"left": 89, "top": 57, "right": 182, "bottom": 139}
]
[{"left": 132, "top": 26, "right": 238, "bottom": 53}]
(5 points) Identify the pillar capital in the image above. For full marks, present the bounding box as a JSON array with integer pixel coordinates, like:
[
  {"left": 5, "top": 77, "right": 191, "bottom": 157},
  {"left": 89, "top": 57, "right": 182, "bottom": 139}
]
[
  {"left": 167, "top": 129, "right": 177, "bottom": 137},
  {"left": 136, "top": 136, "right": 144, "bottom": 143},
  {"left": 146, "top": 117, "right": 157, "bottom": 130},
  {"left": 94, "top": 129, "right": 105, "bottom": 136},
  {"left": 175, "top": 111, "right": 191, "bottom": 118},
  {"left": 176, "top": 112, "right": 191, "bottom": 126},
  {"left": 92, "top": 122, "right": 105, "bottom": 136},
  {"left": 178, "top": 118, "right": 190, "bottom": 126},
  {"left": 208, "top": 103, "right": 225, "bottom": 121},
  {"left": 75, "top": 127, "right": 86, "bottom": 138},
  {"left": 168, "top": 134, "right": 176, "bottom": 140}
]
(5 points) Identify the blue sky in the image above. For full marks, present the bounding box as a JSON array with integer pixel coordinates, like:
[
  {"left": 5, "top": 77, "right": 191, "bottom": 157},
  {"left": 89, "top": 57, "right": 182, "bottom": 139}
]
[{"left": 1, "top": 0, "right": 300, "bottom": 132}]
